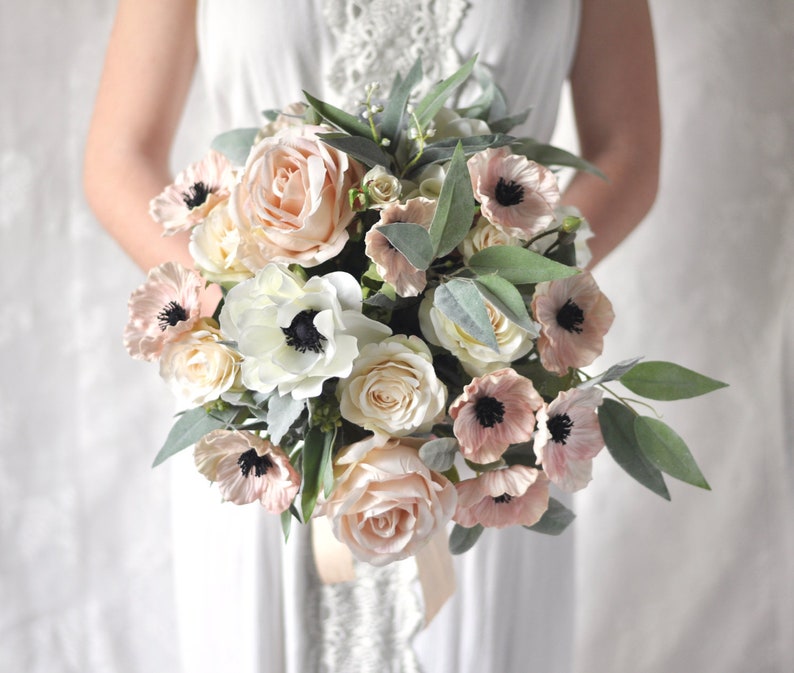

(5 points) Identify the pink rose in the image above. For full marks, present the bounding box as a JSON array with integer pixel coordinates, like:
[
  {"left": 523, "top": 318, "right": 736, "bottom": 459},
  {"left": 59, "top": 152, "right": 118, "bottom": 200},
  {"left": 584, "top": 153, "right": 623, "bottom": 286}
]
[
  {"left": 323, "top": 435, "right": 457, "bottom": 566},
  {"left": 230, "top": 125, "right": 364, "bottom": 269}
]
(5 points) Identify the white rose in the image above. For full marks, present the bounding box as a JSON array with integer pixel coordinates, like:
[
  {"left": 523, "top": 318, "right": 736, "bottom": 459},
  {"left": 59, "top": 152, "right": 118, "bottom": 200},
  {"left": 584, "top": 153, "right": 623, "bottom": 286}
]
[
  {"left": 457, "top": 215, "right": 525, "bottom": 263},
  {"left": 363, "top": 165, "right": 402, "bottom": 207},
  {"left": 431, "top": 107, "right": 492, "bottom": 140},
  {"left": 337, "top": 335, "right": 447, "bottom": 436},
  {"left": 419, "top": 290, "right": 534, "bottom": 377},
  {"left": 324, "top": 435, "right": 457, "bottom": 566},
  {"left": 159, "top": 319, "right": 242, "bottom": 407},
  {"left": 401, "top": 163, "right": 447, "bottom": 200},
  {"left": 219, "top": 263, "right": 391, "bottom": 399},
  {"left": 189, "top": 202, "right": 255, "bottom": 285}
]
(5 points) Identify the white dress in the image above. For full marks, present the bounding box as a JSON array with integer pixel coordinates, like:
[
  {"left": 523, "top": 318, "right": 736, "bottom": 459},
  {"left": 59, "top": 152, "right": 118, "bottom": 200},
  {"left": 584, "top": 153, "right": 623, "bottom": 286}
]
[{"left": 170, "top": 2, "right": 581, "bottom": 672}]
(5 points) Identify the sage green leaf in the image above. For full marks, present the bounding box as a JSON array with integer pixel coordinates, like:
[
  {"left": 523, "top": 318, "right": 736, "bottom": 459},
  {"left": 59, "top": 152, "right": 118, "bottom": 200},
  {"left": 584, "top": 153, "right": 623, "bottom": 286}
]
[
  {"left": 512, "top": 359, "right": 580, "bottom": 400},
  {"left": 152, "top": 406, "right": 230, "bottom": 467},
  {"left": 488, "top": 110, "right": 531, "bottom": 134},
  {"left": 512, "top": 138, "right": 607, "bottom": 179},
  {"left": 468, "top": 246, "right": 579, "bottom": 284},
  {"left": 377, "top": 222, "right": 435, "bottom": 270},
  {"left": 598, "top": 399, "right": 671, "bottom": 500},
  {"left": 410, "top": 134, "right": 514, "bottom": 171},
  {"left": 579, "top": 356, "right": 644, "bottom": 389},
  {"left": 427, "top": 142, "right": 475, "bottom": 257},
  {"left": 449, "top": 523, "right": 484, "bottom": 555},
  {"left": 455, "top": 62, "right": 508, "bottom": 122},
  {"left": 303, "top": 91, "right": 371, "bottom": 137},
  {"left": 281, "top": 508, "right": 293, "bottom": 541},
  {"left": 634, "top": 416, "right": 710, "bottom": 490},
  {"left": 474, "top": 275, "right": 536, "bottom": 334},
  {"left": 434, "top": 279, "right": 498, "bottom": 351},
  {"left": 382, "top": 58, "right": 423, "bottom": 145},
  {"left": 317, "top": 133, "right": 393, "bottom": 169},
  {"left": 525, "top": 497, "right": 576, "bottom": 535},
  {"left": 419, "top": 437, "right": 459, "bottom": 472},
  {"left": 414, "top": 54, "right": 478, "bottom": 129},
  {"left": 266, "top": 394, "right": 306, "bottom": 446},
  {"left": 301, "top": 427, "right": 334, "bottom": 519},
  {"left": 620, "top": 361, "right": 728, "bottom": 401},
  {"left": 210, "top": 127, "right": 259, "bottom": 166}
]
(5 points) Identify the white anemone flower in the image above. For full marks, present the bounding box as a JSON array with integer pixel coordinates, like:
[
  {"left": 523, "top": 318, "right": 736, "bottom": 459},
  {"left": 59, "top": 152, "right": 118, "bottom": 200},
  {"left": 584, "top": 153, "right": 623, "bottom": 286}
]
[{"left": 219, "top": 263, "right": 391, "bottom": 399}]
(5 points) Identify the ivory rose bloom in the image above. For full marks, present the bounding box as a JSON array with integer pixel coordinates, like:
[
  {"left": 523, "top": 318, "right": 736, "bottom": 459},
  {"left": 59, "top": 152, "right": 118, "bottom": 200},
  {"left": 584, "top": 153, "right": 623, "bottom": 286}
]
[
  {"left": 467, "top": 146, "right": 559, "bottom": 238},
  {"left": 324, "top": 435, "right": 457, "bottom": 566},
  {"left": 229, "top": 124, "right": 364, "bottom": 269},
  {"left": 337, "top": 335, "right": 447, "bottom": 436},
  {"left": 219, "top": 263, "right": 391, "bottom": 399},
  {"left": 431, "top": 107, "right": 491, "bottom": 140},
  {"left": 419, "top": 289, "right": 534, "bottom": 376},
  {"left": 194, "top": 429, "right": 300, "bottom": 512},
  {"left": 149, "top": 150, "right": 235, "bottom": 235},
  {"left": 458, "top": 215, "right": 524, "bottom": 263},
  {"left": 454, "top": 465, "right": 549, "bottom": 529},
  {"left": 189, "top": 202, "right": 255, "bottom": 285},
  {"left": 159, "top": 319, "right": 242, "bottom": 408},
  {"left": 124, "top": 262, "right": 203, "bottom": 362},
  {"left": 364, "top": 197, "right": 435, "bottom": 297},
  {"left": 362, "top": 165, "right": 402, "bottom": 207}
]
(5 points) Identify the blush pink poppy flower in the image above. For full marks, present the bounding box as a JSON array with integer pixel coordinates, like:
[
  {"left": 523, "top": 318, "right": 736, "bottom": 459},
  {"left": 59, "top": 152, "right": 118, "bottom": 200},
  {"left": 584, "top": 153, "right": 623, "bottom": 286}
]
[
  {"left": 454, "top": 465, "right": 550, "bottom": 529},
  {"left": 123, "top": 262, "right": 203, "bottom": 362},
  {"left": 149, "top": 150, "right": 235, "bottom": 235},
  {"left": 531, "top": 271, "right": 615, "bottom": 375},
  {"left": 449, "top": 368, "right": 543, "bottom": 464},
  {"left": 467, "top": 146, "right": 560, "bottom": 239},
  {"left": 534, "top": 387, "right": 605, "bottom": 492},
  {"left": 194, "top": 429, "right": 300, "bottom": 513},
  {"left": 364, "top": 197, "right": 436, "bottom": 297}
]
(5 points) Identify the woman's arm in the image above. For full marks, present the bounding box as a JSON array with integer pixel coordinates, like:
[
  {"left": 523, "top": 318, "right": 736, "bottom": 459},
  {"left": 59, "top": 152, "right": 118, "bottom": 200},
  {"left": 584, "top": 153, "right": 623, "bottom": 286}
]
[
  {"left": 564, "top": 0, "right": 661, "bottom": 268},
  {"left": 84, "top": 0, "right": 199, "bottom": 274}
]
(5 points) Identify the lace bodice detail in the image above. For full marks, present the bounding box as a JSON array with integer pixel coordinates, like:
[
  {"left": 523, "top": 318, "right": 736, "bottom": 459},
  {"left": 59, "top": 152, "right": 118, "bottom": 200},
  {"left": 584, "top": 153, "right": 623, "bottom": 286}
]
[{"left": 322, "top": 0, "right": 469, "bottom": 107}]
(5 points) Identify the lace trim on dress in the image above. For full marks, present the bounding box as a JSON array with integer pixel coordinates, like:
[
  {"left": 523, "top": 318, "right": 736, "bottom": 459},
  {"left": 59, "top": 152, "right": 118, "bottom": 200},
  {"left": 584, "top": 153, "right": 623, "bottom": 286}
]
[{"left": 322, "top": 0, "right": 470, "bottom": 107}]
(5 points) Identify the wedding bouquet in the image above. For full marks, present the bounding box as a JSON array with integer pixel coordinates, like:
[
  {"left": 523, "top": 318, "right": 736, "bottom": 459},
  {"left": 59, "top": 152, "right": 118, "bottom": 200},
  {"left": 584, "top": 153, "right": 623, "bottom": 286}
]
[{"left": 124, "top": 56, "right": 725, "bottom": 566}]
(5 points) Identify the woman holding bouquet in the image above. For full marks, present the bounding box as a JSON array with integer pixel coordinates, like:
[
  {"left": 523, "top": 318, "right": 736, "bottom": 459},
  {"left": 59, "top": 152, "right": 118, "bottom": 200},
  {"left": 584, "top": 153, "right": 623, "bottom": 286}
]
[{"left": 84, "top": 1, "right": 660, "bottom": 672}]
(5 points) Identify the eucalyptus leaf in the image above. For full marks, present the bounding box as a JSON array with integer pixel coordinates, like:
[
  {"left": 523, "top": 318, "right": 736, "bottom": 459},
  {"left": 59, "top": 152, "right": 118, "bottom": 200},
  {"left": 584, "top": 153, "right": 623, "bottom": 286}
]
[
  {"left": 377, "top": 222, "right": 435, "bottom": 270},
  {"left": 512, "top": 138, "right": 607, "bottom": 179},
  {"left": 266, "top": 394, "right": 306, "bottom": 446},
  {"left": 419, "top": 437, "right": 460, "bottom": 472},
  {"left": 449, "top": 523, "right": 484, "bottom": 555},
  {"left": 152, "top": 406, "right": 230, "bottom": 467},
  {"left": 512, "top": 359, "right": 579, "bottom": 401},
  {"left": 382, "top": 58, "right": 423, "bottom": 146},
  {"left": 468, "top": 246, "right": 579, "bottom": 284},
  {"left": 635, "top": 416, "right": 710, "bottom": 490},
  {"left": 210, "top": 127, "right": 259, "bottom": 166},
  {"left": 301, "top": 427, "right": 334, "bottom": 519},
  {"left": 598, "top": 399, "right": 671, "bottom": 500},
  {"left": 317, "top": 132, "right": 393, "bottom": 169},
  {"left": 410, "top": 134, "right": 514, "bottom": 171},
  {"left": 303, "top": 91, "right": 371, "bottom": 137},
  {"left": 488, "top": 110, "right": 531, "bottom": 134},
  {"left": 579, "top": 356, "right": 644, "bottom": 389},
  {"left": 620, "top": 361, "right": 728, "bottom": 401},
  {"left": 474, "top": 275, "right": 536, "bottom": 334},
  {"left": 281, "top": 508, "right": 293, "bottom": 541},
  {"left": 427, "top": 142, "right": 475, "bottom": 257},
  {"left": 434, "top": 279, "right": 498, "bottom": 351},
  {"left": 524, "top": 497, "right": 576, "bottom": 535},
  {"left": 456, "top": 63, "right": 508, "bottom": 122},
  {"left": 414, "top": 54, "right": 478, "bottom": 129}
]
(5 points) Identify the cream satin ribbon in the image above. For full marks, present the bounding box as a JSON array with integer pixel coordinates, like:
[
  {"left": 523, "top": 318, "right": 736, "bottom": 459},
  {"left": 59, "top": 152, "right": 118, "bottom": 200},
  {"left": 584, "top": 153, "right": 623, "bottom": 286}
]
[{"left": 311, "top": 516, "right": 456, "bottom": 626}]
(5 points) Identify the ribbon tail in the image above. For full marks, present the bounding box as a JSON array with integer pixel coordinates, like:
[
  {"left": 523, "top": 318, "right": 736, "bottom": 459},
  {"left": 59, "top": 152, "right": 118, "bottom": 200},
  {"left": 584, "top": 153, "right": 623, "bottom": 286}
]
[{"left": 415, "top": 530, "right": 456, "bottom": 626}]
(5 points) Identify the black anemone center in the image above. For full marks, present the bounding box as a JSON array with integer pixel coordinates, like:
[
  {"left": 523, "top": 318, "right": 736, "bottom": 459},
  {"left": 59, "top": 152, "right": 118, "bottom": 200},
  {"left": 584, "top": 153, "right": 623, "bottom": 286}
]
[
  {"left": 493, "top": 493, "right": 513, "bottom": 504},
  {"left": 556, "top": 298, "right": 585, "bottom": 334},
  {"left": 282, "top": 310, "right": 326, "bottom": 354},
  {"left": 474, "top": 395, "right": 505, "bottom": 428},
  {"left": 182, "top": 181, "right": 211, "bottom": 209},
  {"left": 157, "top": 301, "right": 188, "bottom": 330},
  {"left": 237, "top": 449, "right": 274, "bottom": 478},
  {"left": 494, "top": 177, "right": 525, "bottom": 206},
  {"left": 547, "top": 413, "right": 574, "bottom": 444}
]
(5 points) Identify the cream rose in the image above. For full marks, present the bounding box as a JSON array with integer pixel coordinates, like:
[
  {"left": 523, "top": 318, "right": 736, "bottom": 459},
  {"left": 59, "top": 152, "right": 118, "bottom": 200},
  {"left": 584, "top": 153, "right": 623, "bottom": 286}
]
[
  {"left": 362, "top": 165, "right": 402, "bottom": 207},
  {"left": 337, "top": 335, "right": 447, "bottom": 436},
  {"left": 457, "top": 215, "right": 525, "bottom": 263},
  {"left": 159, "top": 319, "right": 242, "bottom": 407},
  {"left": 419, "top": 290, "right": 535, "bottom": 377},
  {"left": 431, "top": 107, "right": 492, "bottom": 140},
  {"left": 189, "top": 202, "right": 255, "bottom": 285},
  {"left": 230, "top": 125, "right": 364, "bottom": 270},
  {"left": 324, "top": 435, "right": 457, "bottom": 566}
]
